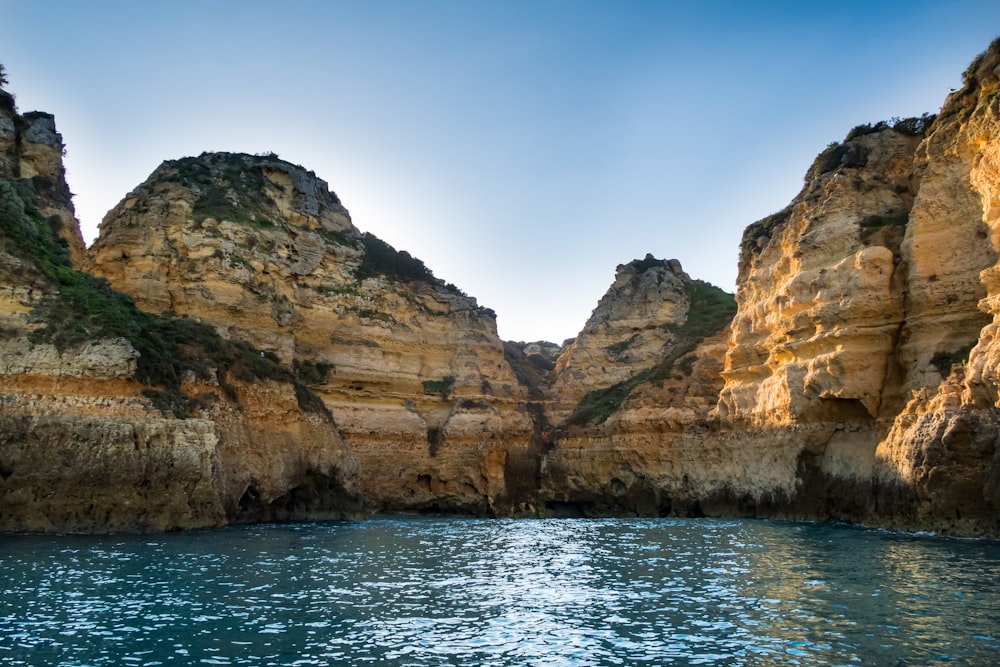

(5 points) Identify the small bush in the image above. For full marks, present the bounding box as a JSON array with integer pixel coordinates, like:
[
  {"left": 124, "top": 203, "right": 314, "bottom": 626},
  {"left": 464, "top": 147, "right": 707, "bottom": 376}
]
[
  {"left": 422, "top": 376, "right": 455, "bottom": 400},
  {"left": 931, "top": 343, "right": 975, "bottom": 378},
  {"left": 355, "top": 232, "right": 466, "bottom": 296},
  {"left": 356, "top": 232, "right": 436, "bottom": 283},
  {"left": 892, "top": 114, "right": 935, "bottom": 136},
  {"left": 294, "top": 359, "right": 333, "bottom": 386}
]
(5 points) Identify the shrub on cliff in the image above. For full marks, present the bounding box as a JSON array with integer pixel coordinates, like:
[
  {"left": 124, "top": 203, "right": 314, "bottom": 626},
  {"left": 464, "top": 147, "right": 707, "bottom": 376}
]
[
  {"left": 356, "top": 232, "right": 436, "bottom": 283},
  {"left": 164, "top": 154, "right": 279, "bottom": 228},
  {"left": 0, "top": 64, "right": 13, "bottom": 113},
  {"left": 2, "top": 177, "right": 330, "bottom": 419}
]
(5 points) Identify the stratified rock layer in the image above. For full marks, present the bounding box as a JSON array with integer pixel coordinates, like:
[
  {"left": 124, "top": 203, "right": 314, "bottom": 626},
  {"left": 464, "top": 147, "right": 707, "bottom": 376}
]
[
  {"left": 0, "top": 99, "right": 360, "bottom": 532},
  {"left": 5, "top": 38, "right": 1000, "bottom": 535},
  {"left": 88, "top": 152, "right": 535, "bottom": 515}
]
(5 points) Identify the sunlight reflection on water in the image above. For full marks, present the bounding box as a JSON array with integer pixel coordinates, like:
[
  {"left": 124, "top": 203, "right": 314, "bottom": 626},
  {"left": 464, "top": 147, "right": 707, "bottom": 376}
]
[{"left": 1, "top": 518, "right": 999, "bottom": 666}]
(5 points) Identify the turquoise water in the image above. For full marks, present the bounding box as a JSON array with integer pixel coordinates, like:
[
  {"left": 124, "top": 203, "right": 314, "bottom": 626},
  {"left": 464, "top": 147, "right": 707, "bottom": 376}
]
[{"left": 1, "top": 518, "right": 998, "bottom": 666}]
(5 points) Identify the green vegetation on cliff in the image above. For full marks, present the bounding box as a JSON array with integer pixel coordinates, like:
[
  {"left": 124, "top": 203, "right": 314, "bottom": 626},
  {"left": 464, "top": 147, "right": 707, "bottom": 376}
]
[
  {"left": 567, "top": 280, "right": 736, "bottom": 426},
  {"left": 0, "top": 177, "right": 329, "bottom": 419},
  {"left": 357, "top": 232, "right": 437, "bottom": 283},
  {"left": 163, "top": 153, "right": 282, "bottom": 228}
]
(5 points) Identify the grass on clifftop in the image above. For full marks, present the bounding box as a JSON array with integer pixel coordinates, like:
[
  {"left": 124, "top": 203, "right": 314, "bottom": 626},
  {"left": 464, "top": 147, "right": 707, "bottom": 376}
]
[
  {"left": 567, "top": 280, "right": 736, "bottom": 427},
  {"left": 0, "top": 177, "right": 330, "bottom": 419},
  {"left": 163, "top": 154, "right": 283, "bottom": 228}
]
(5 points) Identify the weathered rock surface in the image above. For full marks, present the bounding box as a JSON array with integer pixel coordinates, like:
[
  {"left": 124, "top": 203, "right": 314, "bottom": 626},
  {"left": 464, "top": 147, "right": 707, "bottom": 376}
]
[
  {"left": 6, "top": 39, "right": 1000, "bottom": 535},
  {"left": 0, "top": 96, "right": 361, "bottom": 532},
  {"left": 871, "top": 41, "right": 1000, "bottom": 535},
  {"left": 88, "top": 152, "right": 535, "bottom": 515},
  {"left": 551, "top": 256, "right": 693, "bottom": 416}
]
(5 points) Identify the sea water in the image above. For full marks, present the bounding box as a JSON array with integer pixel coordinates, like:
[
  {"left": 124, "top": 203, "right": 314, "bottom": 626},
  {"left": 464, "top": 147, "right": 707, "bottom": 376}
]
[{"left": 1, "top": 518, "right": 998, "bottom": 666}]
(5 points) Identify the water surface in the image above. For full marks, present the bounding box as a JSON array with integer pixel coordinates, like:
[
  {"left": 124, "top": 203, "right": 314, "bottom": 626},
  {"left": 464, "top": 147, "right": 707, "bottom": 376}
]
[{"left": 1, "top": 518, "right": 998, "bottom": 665}]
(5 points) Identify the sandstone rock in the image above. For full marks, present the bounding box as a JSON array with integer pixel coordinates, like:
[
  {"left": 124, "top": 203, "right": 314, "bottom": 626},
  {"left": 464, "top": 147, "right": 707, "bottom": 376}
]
[
  {"left": 7, "top": 40, "right": 1000, "bottom": 536},
  {"left": 88, "top": 151, "right": 532, "bottom": 515},
  {"left": 552, "top": 256, "right": 693, "bottom": 414}
]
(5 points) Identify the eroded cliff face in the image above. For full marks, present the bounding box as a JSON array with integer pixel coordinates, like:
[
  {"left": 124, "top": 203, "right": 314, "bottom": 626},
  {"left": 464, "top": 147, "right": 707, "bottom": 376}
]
[
  {"left": 526, "top": 256, "right": 738, "bottom": 516},
  {"left": 530, "top": 39, "right": 1000, "bottom": 535},
  {"left": 872, "top": 41, "right": 1000, "bottom": 534},
  {"left": 6, "top": 39, "right": 1000, "bottom": 535},
  {"left": 0, "top": 96, "right": 360, "bottom": 532},
  {"left": 691, "top": 39, "right": 1000, "bottom": 535},
  {"left": 88, "top": 152, "right": 535, "bottom": 515},
  {"left": 718, "top": 125, "right": 924, "bottom": 425},
  {"left": 551, "top": 257, "right": 692, "bottom": 415}
]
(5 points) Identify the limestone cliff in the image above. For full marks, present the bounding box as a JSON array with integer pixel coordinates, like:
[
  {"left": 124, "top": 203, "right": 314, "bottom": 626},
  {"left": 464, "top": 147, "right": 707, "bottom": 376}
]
[
  {"left": 0, "top": 92, "right": 360, "bottom": 532},
  {"left": 695, "top": 38, "right": 1000, "bottom": 535},
  {"left": 873, "top": 39, "right": 1000, "bottom": 534},
  {"left": 6, "top": 38, "right": 1000, "bottom": 536},
  {"left": 88, "top": 152, "right": 535, "bottom": 515},
  {"left": 524, "top": 256, "right": 737, "bottom": 516}
]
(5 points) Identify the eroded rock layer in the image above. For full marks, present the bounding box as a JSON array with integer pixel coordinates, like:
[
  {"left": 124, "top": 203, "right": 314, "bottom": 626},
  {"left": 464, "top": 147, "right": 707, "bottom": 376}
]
[
  {"left": 0, "top": 98, "right": 360, "bottom": 532},
  {"left": 5, "top": 38, "right": 1000, "bottom": 535},
  {"left": 88, "top": 152, "right": 535, "bottom": 515}
]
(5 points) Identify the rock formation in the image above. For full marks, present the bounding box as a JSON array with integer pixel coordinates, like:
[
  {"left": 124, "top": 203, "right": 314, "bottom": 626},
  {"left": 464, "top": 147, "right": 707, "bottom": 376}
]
[
  {"left": 4, "top": 37, "right": 1000, "bottom": 535},
  {"left": 519, "top": 38, "right": 1000, "bottom": 536},
  {"left": 0, "top": 94, "right": 360, "bottom": 532},
  {"left": 87, "top": 151, "right": 536, "bottom": 515}
]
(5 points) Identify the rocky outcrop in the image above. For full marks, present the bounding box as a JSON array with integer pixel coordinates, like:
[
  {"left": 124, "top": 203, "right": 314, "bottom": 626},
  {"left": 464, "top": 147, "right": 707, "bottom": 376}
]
[
  {"left": 5, "top": 39, "right": 1000, "bottom": 535},
  {"left": 0, "top": 91, "right": 85, "bottom": 266},
  {"left": 0, "top": 95, "right": 361, "bottom": 532},
  {"left": 88, "top": 152, "right": 535, "bottom": 515},
  {"left": 524, "top": 255, "right": 738, "bottom": 516},
  {"left": 551, "top": 257, "right": 693, "bottom": 414}
]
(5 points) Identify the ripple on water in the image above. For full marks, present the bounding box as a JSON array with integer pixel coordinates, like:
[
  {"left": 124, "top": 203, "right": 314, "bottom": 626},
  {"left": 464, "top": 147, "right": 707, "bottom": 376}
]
[{"left": 0, "top": 518, "right": 999, "bottom": 665}]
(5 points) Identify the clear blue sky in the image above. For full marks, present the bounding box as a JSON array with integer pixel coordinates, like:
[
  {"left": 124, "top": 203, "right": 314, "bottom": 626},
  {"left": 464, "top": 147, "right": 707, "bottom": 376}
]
[{"left": 3, "top": 1, "right": 998, "bottom": 343}]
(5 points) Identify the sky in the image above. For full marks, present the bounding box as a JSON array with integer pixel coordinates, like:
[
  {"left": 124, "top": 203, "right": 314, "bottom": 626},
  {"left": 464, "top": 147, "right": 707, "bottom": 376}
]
[{"left": 3, "top": 1, "right": 999, "bottom": 343}]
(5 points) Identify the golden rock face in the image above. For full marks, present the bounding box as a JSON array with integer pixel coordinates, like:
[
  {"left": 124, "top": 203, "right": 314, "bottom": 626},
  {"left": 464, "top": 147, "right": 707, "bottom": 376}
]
[
  {"left": 5, "top": 40, "right": 1000, "bottom": 535},
  {"left": 0, "top": 131, "right": 363, "bottom": 531},
  {"left": 88, "top": 152, "right": 535, "bottom": 516},
  {"left": 717, "top": 127, "right": 923, "bottom": 426}
]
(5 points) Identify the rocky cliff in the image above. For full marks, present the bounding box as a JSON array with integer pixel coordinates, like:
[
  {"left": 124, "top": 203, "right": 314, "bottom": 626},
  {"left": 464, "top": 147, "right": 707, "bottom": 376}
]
[
  {"left": 87, "top": 151, "right": 536, "bottom": 515},
  {"left": 514, "top": 38, "right": 1000, "bottom": 536},
  {"left": 5, "top": 37, "right": 1000, "bottom": 535},
  {"left": 695, "top": 38, "right": 1000, "bottom": 535},
  {"left": 0, "top": 93, "right": 360, "bottom": 532}
]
